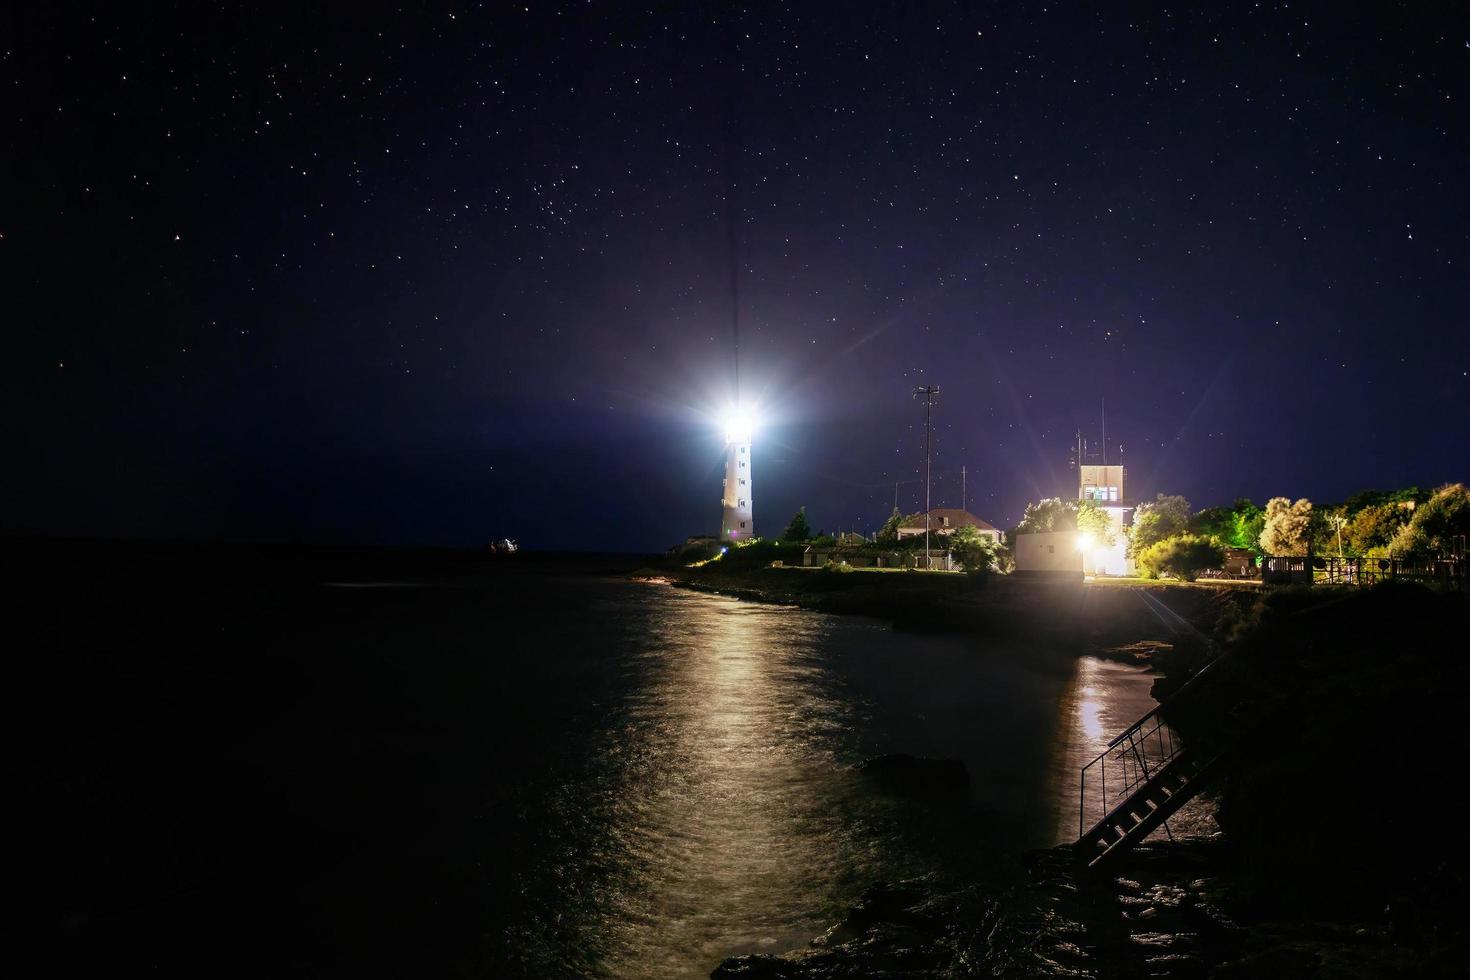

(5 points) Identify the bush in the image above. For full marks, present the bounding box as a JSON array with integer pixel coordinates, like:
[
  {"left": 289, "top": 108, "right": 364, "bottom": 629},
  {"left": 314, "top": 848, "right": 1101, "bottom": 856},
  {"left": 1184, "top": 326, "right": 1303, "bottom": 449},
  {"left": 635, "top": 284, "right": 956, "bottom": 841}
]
[
  {"left": 821, "top": 559, "right": 853, "bottom": 574},
  {"left": 948, "top": 525, "right": 998, "bottom": 573},
  {"left": 1135, "top": 533, "right": 1226, "bottom": 582},
  {"left": 1130, "top": 494, "right": 1191, "bottom": 555}
]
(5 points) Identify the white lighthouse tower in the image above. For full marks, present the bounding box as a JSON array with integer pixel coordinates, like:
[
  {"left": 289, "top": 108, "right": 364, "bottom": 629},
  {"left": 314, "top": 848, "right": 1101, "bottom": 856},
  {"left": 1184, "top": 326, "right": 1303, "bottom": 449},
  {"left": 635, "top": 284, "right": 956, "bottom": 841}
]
[{"left": 721, "top": 413, "right": 754, "bottom": 541}]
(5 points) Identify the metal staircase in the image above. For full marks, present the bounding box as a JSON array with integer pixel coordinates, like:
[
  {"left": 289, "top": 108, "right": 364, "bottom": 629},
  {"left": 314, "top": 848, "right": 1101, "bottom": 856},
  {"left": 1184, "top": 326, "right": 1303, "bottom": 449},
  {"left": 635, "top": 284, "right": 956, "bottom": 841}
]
[
  {"left": 1075, "top": 727, "right": 1225, "bottom": 871},
  {"left": 1073, "top": 655, "right": 1280, "bottom": 872}
]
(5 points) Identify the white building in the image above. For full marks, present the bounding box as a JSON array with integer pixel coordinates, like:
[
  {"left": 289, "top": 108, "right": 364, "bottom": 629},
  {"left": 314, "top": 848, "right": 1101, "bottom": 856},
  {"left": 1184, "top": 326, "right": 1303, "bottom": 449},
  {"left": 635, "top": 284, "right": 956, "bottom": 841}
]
[
  {"left": 721, "top": 418, "right": 754, "bottom": 542},
  {"left": 895, "top": 508, "right": 1003, "bottom": 545},
  {"left": 1077, "top": 464, "right": 1134, "bottom": 577},
  {"left": 1012, "top": 530, "right": 1083, "bottom": 575},
  {"left": 1012, "top": 461, "right": 1136, "bottom": 578}
]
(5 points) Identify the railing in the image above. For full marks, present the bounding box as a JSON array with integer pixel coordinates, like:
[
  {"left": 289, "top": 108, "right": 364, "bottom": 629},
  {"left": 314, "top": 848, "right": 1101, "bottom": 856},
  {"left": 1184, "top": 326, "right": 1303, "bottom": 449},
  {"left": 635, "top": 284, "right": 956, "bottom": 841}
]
[
  {"left": 1077, "top": 652, "right": 1225, "bottom": 838},
  {"left": 1077, "top": 706, "right": 1184, "bottom": 836},
  {"left": 1309, "top": 555, "right": 1467, "bottom": 589}
]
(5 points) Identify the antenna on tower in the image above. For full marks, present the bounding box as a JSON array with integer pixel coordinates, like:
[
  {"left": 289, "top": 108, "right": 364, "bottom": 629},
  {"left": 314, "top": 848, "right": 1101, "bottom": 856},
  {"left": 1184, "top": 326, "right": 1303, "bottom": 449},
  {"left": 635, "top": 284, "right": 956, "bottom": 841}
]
[
  {"left": 1101, "top": 397, "right": 1107, "bottom": 466},
  {"left": 723, "top": 14, "right": 743, "bottom": 408}
]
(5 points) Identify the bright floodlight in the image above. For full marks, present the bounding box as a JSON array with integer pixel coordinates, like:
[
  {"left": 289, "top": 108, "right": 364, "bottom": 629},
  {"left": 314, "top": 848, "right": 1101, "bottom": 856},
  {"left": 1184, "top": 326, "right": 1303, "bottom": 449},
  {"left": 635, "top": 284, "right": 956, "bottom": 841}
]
[
  {"left": 723, "top": 411, "right": 755, "bottom": 445},
  {"left": 1077, "top": 532, "right": 1095, "bottom": 552}
]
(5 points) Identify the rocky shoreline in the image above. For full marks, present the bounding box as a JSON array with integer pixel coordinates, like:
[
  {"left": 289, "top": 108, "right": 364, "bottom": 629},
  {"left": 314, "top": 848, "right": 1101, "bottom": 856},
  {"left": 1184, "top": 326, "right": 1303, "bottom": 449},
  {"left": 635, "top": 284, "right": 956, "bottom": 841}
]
[
  {"left": 641, "top": 563, "right": 1247, "bottom": 644},
  {"left": 712, "top": 833, "right": 1444, "bottom": 979},
  {"left": 701, "top": 581, "right": 1470, "bottom": 978}
]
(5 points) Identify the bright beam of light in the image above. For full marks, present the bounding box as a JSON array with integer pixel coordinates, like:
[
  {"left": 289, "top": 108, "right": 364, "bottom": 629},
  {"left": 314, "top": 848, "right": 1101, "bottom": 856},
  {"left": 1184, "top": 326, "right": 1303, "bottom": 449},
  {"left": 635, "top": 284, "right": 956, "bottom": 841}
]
[{"left": 721, "top": 409, "right": 756, "bottom": 445}]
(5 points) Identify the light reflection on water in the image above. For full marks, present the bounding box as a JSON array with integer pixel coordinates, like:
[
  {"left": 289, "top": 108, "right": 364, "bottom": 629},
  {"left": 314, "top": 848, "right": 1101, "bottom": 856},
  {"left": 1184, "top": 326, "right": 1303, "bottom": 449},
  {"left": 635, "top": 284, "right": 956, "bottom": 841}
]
[
  {"left": 508, "top": 584, "right": 1198, "bottom": 977},
  {"left": 595, "top": 596, "right": 879, "bottom": 976}
]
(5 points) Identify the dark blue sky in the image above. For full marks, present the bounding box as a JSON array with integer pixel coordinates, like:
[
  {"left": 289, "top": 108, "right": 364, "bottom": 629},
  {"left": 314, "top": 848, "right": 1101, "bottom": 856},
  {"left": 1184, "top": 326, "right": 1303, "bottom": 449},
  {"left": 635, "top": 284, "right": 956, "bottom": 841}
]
[{"left": 6, "top": 3, "right": 1467, "bottom": 551}]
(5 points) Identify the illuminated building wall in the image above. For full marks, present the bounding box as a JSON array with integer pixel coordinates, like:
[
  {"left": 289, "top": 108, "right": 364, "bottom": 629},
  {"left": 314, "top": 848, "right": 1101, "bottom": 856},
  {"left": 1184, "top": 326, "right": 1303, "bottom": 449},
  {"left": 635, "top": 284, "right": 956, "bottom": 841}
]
[
  {"left": 1078, "top": 464, "right": 1134, "bottom": 576},
  {"left": 721, "top": 434, "right": 753, "bottom": 542}
]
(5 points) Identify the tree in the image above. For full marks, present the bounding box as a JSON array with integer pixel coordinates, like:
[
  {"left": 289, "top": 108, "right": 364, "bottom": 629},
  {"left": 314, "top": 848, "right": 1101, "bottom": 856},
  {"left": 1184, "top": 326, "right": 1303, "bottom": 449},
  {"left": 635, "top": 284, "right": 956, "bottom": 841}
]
[
  {"left": 1231, "top": 499, "right": 1267, "bottom": 556},
  {"left": 782, "top": 507, "right": 813, "bottom": 542},
  {"left": 1013, "top": 498, "right": 1078, "bottom": 535},
  {"left": 1259, "top": 497, "right": 1313, "bottom": 556},
  {"left": 1130, "top": 494, "right": 1191, "bottom": 555},
  {"left": 1076, "top": 499, "right": 1118, "bottom": 549},
  {"left": 949, "top": 525, "right": 998, "bottom": 573},
  {"left": 1134, "top": 534, "right": 1227, "bottom": 582},
  {"left": 1345, "top": 502, "right": 1411, "bottom": 556},
  {"left": 1304, "top": 504, "right": 1341, "bottom": 557},
  {"left": 1344, "top": 486, "right": 1427, "bottom": 512},
  {"left": 1389, "top": 483, "right": 1470, "bottom": 557},
  {"left": 1188, "top": 498, "right": 1263, "bottom": 553},
  {"left": 877, "top": 507, "right": 905, "bottom": 542}
]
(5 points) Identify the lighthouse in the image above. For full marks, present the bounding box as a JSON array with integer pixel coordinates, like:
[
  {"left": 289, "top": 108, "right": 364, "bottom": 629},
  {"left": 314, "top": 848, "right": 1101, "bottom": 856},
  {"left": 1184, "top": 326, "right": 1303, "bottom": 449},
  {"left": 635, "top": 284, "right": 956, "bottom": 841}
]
[{"left": 721, "top": 413, "right": 754, "bottom": 541}]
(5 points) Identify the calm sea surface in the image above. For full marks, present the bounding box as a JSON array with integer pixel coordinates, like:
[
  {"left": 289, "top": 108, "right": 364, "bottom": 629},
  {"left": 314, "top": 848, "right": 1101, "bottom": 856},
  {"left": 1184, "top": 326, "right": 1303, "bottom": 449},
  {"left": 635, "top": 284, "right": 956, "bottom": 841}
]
[{"left": 401, "top": 576, "right": 1173, "bottom": 977}]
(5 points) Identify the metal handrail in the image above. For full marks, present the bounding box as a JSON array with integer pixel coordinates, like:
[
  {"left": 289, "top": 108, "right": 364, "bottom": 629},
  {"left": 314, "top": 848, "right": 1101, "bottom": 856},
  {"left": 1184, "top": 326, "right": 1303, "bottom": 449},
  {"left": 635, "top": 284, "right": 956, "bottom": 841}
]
[
  {"left": 1077, "top": 653, "right": 1224, "bottom": 837},
  {"left": 1079, "top": 712, "right": 1184, "bottom": 836}
]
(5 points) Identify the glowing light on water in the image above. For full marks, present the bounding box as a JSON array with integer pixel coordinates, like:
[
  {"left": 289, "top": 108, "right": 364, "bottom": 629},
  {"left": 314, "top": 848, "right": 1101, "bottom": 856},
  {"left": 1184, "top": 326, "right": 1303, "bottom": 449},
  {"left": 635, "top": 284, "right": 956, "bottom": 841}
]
[{"left": 1078, "top": 685, "right": 1103, "bottom": 740}]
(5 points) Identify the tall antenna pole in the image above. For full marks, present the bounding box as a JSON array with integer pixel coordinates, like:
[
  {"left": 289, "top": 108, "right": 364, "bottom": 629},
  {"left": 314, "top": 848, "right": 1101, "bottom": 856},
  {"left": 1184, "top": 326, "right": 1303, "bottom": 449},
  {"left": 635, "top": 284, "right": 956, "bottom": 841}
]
[
  {"left": 1101, "top": 396, "right": 1107, "bottom": 466},
  {"left": 724, "top": 16, "right": 742, "bottom": 408},
  {"left": 962, "top": 465, "right": 967, "bottom": 513},
  {"left": 914, "top": 385, "right": 940, "bottom": 567}
]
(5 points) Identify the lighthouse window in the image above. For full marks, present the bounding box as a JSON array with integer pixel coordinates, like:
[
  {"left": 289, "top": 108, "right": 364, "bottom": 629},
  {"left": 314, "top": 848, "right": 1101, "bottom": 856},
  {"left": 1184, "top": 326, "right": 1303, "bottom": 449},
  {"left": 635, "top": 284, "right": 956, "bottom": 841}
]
[
  {"left": 739, "top": 461, "right": 746, "bottom": 469},
  {"left": 738, "top": 479, "right": 745, "bottom": 486},
  {"left": 740, "top": 446, "right": 746, "bottom": 454},
  {"left": 739, "top": 499, "right": 746, "bottom": 507}
]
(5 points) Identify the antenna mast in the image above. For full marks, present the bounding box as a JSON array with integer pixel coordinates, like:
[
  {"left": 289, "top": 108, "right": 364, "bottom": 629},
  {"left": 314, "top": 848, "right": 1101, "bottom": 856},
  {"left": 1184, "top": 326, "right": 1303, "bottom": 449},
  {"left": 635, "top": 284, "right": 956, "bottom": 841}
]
[{"left": 914, "top": 385, "right": 940, "bottom": 566}]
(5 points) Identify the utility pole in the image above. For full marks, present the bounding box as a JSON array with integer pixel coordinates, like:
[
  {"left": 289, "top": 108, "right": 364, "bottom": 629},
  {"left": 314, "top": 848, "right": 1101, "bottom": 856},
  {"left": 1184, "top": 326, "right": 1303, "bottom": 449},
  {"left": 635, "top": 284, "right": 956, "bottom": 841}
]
[
  {"left": 961, "top": 465, "right": 967, "bottom": 513},
  {"left": 914, "top": 385, "right": 940, "bottom": 568}
]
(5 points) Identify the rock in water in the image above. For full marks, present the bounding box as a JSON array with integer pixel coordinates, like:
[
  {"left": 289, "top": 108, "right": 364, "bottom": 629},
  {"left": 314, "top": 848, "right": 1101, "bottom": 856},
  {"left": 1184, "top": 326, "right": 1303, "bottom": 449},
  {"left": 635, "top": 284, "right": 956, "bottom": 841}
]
[
  {"left": 854, "top": 754, "right": 969, "bottom": 799},
  {"left": 709, "top": 953, "right": 807, "bottom": 979}
]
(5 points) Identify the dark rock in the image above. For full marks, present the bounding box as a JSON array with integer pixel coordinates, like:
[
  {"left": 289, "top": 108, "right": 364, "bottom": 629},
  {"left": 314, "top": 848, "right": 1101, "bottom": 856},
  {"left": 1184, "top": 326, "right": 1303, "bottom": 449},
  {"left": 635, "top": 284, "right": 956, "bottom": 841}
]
[
  {"left": 709, "top": 953, "right": 808, "bottom": 979},
  {"left": 708, "top": 952, "right": 811, "bottom": 975},
  {"left": 853, "top": 754, "right": 969, "bottom": 799},
  {"left": 842, "top": 879, "right": 930, "bottom": 932}
]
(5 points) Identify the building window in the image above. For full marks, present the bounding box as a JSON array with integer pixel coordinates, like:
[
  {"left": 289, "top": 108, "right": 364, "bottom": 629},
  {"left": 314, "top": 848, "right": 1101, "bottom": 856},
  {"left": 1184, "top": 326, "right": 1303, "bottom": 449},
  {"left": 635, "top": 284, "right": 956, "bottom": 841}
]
[
  {"left": 740, "top": 446, "right": 747, "bottom": 454},
  {"left": 941, "top": 516, "right": 950, "bottom": 527},
  {"left": 1047, "top": 545, "right": 1055, "bottom": 554},
  {"left": 739, "top": 499, "right": 745, "bottom": 507},
  {"left": 738, "top": 478, "right": 745, "bottom": 486},
  {"left": 739, "top": 461, "right": 746, "bottom": 468},
  {"left": 740, "top": 521, "right": 746, "bottom": 528}
]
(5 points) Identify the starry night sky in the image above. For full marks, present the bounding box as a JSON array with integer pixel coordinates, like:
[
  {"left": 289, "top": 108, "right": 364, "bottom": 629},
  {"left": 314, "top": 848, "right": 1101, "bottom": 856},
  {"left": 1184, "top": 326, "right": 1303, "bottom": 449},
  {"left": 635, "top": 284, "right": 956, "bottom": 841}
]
[{"left": 6, "top": 3, "right": 1468, "bottom": 551}]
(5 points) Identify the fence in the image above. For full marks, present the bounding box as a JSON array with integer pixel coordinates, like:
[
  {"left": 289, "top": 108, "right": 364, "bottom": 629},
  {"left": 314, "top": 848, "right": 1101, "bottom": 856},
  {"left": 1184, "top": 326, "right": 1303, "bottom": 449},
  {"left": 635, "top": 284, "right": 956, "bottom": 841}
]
[{"left": 1258, "top": 554, "right": 1468, "bottom": 590}]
